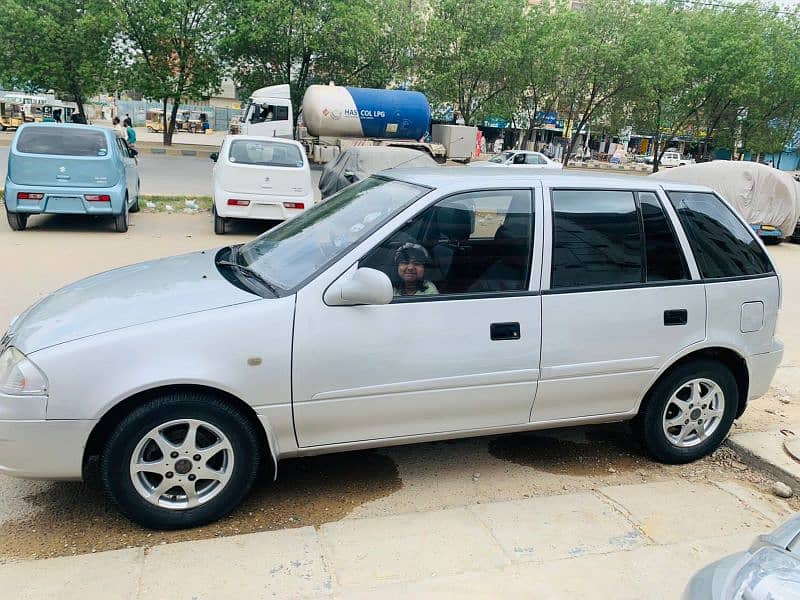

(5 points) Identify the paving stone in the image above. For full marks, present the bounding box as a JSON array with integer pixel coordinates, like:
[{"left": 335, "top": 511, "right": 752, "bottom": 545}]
[
  {"left": 319, "top": 506, "right": 508, "bottom": 586},
  {"left": 600, "top": 481, "right": 773, "bottom": 544},
  {"left": 470, "top": 492, "right": 647, "bottom": 561},
  {"left": 140, "top": 527, "right": 332, "bottom": 599},
  {"left": 0, "top": 548, "right": 143, "bottom": 600}
]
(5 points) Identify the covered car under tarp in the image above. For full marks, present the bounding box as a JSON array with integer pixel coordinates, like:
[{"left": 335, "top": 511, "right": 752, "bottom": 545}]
[
  {"left": 319, "top": 146, "right": 439, "bottom": 199},
  {"left": 650, "top": 161, "right": 800, "bottom": 239}
]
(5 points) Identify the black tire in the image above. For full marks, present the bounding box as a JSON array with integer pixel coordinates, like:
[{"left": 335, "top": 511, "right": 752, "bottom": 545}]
[
  {"left": 6, "top": 210, "right": 28, "bottom": 231},
  {"left": 100, "top": 392, "right": 262, "bottom": 530},
  {"left": 114, "top": 198, "right": 129, "bottom": 233},
  {"left": 635, "top": 359, "right": 738, "bottom": 464},
  {"left": 213, "top": 205, "right": 227, "bottom": 235},
  {"left": 129, "top": 184, "right": 141, "bottom": 213}
]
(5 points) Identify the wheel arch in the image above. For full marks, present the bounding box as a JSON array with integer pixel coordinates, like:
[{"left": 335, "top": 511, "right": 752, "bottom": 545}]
[
  {"left": 639, "top": 346, "right": 749, "bottom": 418},
  {"left": 83, "top": 383, "right": 275, "bottom": 479}
]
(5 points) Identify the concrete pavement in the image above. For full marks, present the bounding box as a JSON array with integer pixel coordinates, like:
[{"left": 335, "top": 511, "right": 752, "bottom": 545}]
[{"left": 0, "top": 480, "right": 788, "bottom": 599}]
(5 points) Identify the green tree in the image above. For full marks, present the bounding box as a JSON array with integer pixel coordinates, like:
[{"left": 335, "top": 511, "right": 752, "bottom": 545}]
[
  {"left": 220, "top": 0, "right": 419, "bottom": 120},
  {"left": 415, "top": 0, "right": 527, "bottom": 126},
  {"left": 112, "top": 0, "right": 225, "bottom": 145},
  {"left": 0, "top": 0, "right": 115, "bottom": 120}
]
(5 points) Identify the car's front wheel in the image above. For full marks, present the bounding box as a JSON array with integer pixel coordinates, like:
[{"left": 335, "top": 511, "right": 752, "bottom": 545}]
[
  {"left": 100, "top": 392, "right": 262, "bottom": 529},
  {"left": 6, "top": 210, "right": 28, "bottom": 231},
  {"left": 635, "top": 360, "right": 737, "bottom": 464}
]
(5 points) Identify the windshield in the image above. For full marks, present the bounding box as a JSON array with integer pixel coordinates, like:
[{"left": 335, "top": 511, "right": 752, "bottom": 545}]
[
  {"left": 228, "top": 139, "right": 303, "bottom": 167},
  {"left": 17, "top": 127, "right": 108, "bottom": 157},
  {"left": 489, "top": 151, "right": 515, "bottom": 164},
  {"left": 239, "top": 177, "right": 429, "bottom": 290}
]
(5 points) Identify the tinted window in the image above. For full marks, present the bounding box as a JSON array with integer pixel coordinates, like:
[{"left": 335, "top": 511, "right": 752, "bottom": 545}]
[
  {"left": 639, "top": 192, "right": 688, "bottom": 282},
  {"left": 228, "top": 140, "right": 303, "bottom": 167},
  {"left": 17, "top": 127, "right": 108, "bottom": 157},
  {"left": 361, "top": 190, "right": 534, "bottom": 296},
  {"left": 551, "top": 189, "right": 642, "bottom": 289},
  {"left": 668, "top": 191, "right": 773, "bottom": 279}
]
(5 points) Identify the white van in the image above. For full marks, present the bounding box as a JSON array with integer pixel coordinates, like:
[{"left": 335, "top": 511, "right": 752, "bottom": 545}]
[
  {"left": 0, "top": 170, "right": 783, "bottom": 529},
  {"left": 210, "top": 135, "right": 314, "bottom": 234}
]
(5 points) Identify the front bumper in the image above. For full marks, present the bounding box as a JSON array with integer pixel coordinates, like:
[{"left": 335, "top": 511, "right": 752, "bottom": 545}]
[
  {"left": 4, "top": 180, "right": 126, "bottom": 216},
  {"left": 0, "top": 418, "right": 94, "bottom": 480},
  {"left": 747, "top": 339, "right": 784, "bottom": 401}
]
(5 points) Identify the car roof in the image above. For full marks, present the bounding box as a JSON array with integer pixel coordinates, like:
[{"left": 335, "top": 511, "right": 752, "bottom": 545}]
[
  {"left": 225, "top": 134, "right": 303, "bottom": 147},
  {"left": 381, "top": 167, "right": 716, "bottom": 193},
  {"left": 17, "top": 122, "right": 109, "bottom": 133}
]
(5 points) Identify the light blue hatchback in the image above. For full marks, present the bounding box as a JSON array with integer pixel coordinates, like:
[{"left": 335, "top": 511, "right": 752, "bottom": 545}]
[{"left": 4, "top": 123, "right": 140, "bottom": 232}]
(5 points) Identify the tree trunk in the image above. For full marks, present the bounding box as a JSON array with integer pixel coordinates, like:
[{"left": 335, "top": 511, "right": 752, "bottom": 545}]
[
  {"left": 162, "top": 98, "right": 170, "bottom": 145},
  {"left": 651, "top": 135, "right": 660, "bottom": 173},
  {"left": 167, "top": 100, "right": 181, "bottom": 146}
]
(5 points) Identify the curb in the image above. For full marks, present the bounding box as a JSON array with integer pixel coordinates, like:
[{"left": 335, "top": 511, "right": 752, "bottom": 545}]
[{"left": 724, "top": 437, "right": 800, "bottom": 489}]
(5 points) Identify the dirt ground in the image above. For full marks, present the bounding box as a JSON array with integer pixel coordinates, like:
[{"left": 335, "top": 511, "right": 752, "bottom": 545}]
[{"left": 1, "top": 211, "right": 799, "bottom": 561}]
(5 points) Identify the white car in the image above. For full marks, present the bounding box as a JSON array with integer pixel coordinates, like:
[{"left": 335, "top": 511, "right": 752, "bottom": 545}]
[
  {"left": 472, "top": 150, "right": 562, "bottom": 169},
  {"left": 0, "top": 169, "right": 783, "bottom": 529},
  {"left": 210, "top": 135, "right": 314, "bottom": 234}
]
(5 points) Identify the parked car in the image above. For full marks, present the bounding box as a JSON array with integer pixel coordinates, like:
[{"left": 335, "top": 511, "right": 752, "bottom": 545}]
[
  {"left": 472, "top": 150, "right": 562, "bottom": 169},
  {"left": 0, "top": 170, "right": 783, "bottom": 529},
  {"left": 651, "top": 161, "right": 800, "bottom": 245},
  {"left": 684, "top": 514, "right": 800, "bottom": 599},
  {"left": 210, "top": 135, "right": 314, "bottom": 234},
  {"left": 643, "top": 152, "right": 694, "bottom": 167},
  {"left": 4, "top": 123, "right": 140, "bottom": 232},
  {"left": 318, "top": 146, "right": 438, "bottom": 199}
]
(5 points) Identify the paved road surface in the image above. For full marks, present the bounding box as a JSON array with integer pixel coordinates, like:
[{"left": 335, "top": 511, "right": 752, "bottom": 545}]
[{"left": 1, "top": 147, "right": 321, "bottom": 197}]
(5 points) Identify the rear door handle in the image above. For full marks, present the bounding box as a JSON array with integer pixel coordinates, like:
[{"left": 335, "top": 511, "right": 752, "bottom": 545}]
[
  {"left": 664, "top": 309, "right": 688, "bottom": 326},
  {"left": 491, "top": 322, "right": 521, "bottom": 340}
]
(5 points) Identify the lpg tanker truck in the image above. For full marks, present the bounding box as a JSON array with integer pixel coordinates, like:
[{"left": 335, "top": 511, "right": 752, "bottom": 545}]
[{"left": 240, "top": 84, "right": 475, "bottom": 163}]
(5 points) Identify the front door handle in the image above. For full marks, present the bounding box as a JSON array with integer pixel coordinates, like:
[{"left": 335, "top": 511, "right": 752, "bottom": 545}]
[
  {"left": 664, "top": 309, "right": 688, "bottom": 326},
  {"left": 491, "top": 322, "right": 521, "bottom": 340}
]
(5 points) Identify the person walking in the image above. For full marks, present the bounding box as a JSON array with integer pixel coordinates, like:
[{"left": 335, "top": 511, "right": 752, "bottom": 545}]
[
  {"left": 124, "top": 118, "right": 137, "bottom": 147},
  {"left": 112, "top": 116, "right": 124, "bottom": 138}
]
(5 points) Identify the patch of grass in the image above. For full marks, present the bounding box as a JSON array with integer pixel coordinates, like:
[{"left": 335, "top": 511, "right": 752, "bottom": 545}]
[{"left": 140, "top": 195, "right": 213, "bottom": 213}]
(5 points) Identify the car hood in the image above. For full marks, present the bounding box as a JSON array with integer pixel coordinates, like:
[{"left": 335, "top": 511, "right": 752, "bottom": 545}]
[{"left": 8, "top": 250, "right": 260, "bottom": 353}]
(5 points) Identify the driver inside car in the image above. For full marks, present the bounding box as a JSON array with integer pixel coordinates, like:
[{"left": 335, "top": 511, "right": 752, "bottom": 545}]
[{"left": 393, "top": 243, "right": 439, "bottom": 297}]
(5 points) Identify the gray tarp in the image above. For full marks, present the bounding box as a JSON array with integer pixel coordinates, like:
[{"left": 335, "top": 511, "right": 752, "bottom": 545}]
[
  {"left": 319, "top": 146, "right": 438, "bottom": 198},
  {"left": 650, "top": 161, "right": 800, "bottom": 237}
]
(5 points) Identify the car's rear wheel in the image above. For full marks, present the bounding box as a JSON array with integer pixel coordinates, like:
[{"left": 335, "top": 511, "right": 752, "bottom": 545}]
[
  {"left": 6, "top": 210, "right": 28, "bottom": 231},
  {"left": 114, "top": 197, "right": 129, "bottom": 233},
  {"left": 635, "top": 360, "right": 737, "bottom": 464},
  {"left": 213, "top": 205, "right": 227, "bottom": 235},
  {"left": 100, "top": 392, "right": 261, "bottom": 530},
  {"left": 129, "top": 183, "right": 141, "bottom": 213}
]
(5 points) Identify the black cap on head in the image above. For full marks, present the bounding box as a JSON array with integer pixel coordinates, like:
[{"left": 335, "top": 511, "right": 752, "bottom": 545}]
[{"left": 394, "top": 242, "right": 430, "bottom": 265}]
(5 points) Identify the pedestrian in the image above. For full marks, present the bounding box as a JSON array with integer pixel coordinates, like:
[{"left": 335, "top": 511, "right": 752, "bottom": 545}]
[
  {"left": 124, "top": 118, "right": 137, "bottom": 147},
  {"left": 112, "top": 116, "right": 124, "bottom": 138}
]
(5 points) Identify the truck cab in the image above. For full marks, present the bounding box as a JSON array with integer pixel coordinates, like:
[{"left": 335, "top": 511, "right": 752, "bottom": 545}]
[{"left": 240, "top": 84, "right": 293, "bottom": 139}]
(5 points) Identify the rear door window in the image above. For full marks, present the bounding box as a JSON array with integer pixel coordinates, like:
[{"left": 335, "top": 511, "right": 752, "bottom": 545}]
[
  {"left": 551, "top": 189, "right": 642, "bottom": 289},
  {"left": 667, "top": 191, "right": 773, "bottom": 279},
  {"left": 639, "top": 192, "right": 688, "bottom": 282},
  {"left": 17, "top": 127, "right": 108, "bottom": 157},
  {"left": 228, "top": 140, "right": 303, "bottom": 167}
]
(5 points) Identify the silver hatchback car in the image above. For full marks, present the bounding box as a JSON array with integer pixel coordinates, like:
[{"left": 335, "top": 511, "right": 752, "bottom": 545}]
[{"left": 0, "top": 169, "right": 783, "bottom": 529}]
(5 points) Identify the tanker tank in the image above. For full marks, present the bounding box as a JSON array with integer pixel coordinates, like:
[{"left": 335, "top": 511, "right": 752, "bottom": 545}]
[{"left": 301, "top": 85, "right": 431, "bottom": 141}]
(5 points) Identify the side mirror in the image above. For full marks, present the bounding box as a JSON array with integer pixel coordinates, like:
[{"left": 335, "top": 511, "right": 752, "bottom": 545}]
[
  {"left": 128, "top": 148, "right": 138, "bottom": 158},
  {"left": 209, "top": 152, "right": 219, "bottom": 162},
  {"left": 324, "top": 268, "right": 393, "bottom": 306},
  {"left": 343, "top": 170, "right": 356, "bottom": 181}
]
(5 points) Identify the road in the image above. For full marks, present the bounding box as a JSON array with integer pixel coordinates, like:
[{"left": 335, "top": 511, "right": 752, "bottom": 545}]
[
  {"left": 1, "top": 206, "right": 800, "bottom": 573},
  {"left": 0, "top": 147, "right": 322, "bottom": 197}
]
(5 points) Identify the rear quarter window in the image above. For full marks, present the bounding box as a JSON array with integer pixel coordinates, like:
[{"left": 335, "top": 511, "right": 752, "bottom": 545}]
[
  {"left": 667, "top": 191, "right": 773, "bottom": 279},
  {"left": 16, "top": 127, "right": 109, "bottom": 157}
]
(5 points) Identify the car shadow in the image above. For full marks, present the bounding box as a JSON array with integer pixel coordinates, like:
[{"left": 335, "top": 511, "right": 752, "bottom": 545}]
[{"left": 17, "top": 213, "right": 120, "bottom": 233}]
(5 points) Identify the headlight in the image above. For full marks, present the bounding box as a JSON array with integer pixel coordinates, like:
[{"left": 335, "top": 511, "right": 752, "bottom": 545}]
[{"left": 0, "top": 347, "right": 48, "bottom": 396}]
